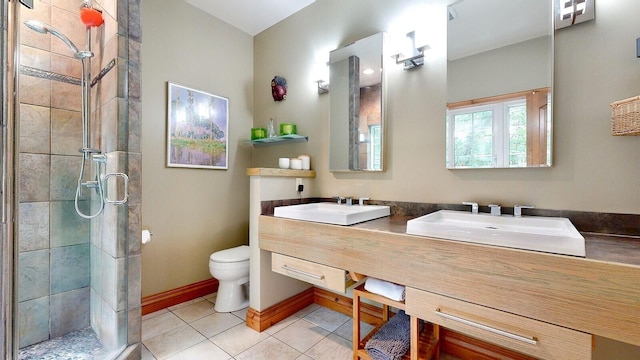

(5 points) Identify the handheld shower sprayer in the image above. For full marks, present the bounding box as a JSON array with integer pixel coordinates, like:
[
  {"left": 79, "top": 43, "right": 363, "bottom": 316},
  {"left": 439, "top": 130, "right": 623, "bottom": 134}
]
[{"left": 23, "top": 20, "right": 93, "bottom": 59}]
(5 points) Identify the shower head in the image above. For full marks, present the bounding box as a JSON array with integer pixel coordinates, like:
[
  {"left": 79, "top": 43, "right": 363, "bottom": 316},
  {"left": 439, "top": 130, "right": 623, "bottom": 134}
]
[{"left": 23, "top": 20, "right": 92, "bottom": 59}]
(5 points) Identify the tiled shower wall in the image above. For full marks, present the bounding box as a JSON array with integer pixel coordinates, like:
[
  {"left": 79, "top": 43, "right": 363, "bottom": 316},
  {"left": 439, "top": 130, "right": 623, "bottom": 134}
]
[{"left": 16, "top": 0, "right": 142, "bottom": 355}]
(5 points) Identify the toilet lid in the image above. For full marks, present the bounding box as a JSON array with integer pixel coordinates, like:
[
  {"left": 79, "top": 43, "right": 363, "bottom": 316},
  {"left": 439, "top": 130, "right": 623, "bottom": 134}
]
[{"left": 210, "top": 245, "right": 250, "bottom": 263}]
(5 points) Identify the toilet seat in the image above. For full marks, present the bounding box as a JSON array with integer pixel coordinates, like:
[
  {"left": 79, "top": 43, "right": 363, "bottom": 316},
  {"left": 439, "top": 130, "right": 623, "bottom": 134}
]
[{"left": 210, "top": 245, "right": 250, "bottom": 263}]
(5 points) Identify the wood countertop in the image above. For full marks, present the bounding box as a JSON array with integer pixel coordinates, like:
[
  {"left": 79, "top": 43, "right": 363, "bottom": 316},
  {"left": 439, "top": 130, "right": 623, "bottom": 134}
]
[{"left": 259, "top": 214, "right": 640, "bottom": 346}]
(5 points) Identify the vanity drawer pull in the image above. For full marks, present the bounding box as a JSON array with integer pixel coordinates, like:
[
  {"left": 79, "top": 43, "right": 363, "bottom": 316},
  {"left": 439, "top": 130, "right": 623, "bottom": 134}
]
[
  {"left": 282, "top": 265, "right": 325, "bottom": 280},
  {"left": 435, "top": 308, "right": 537, "bottom": 345},
  {"left": 272, "top": 253, "right": 350, "bottom": 292}
]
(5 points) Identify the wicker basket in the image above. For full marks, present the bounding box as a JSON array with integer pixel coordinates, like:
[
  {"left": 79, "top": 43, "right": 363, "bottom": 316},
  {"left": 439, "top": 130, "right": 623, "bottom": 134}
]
[{"left": 610, "top": 95, "right": 640, "bottom": 136}]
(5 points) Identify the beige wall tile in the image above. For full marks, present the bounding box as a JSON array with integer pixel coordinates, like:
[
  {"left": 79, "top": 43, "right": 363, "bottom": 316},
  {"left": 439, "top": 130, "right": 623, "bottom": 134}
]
[
  {"left": 51, "top": 81, "right": 81, "bottom": 111},
  {"left": 19, "top": 74, "right": 51, "bottom": 107},
  {"left": 20, "top": 45, "right": 51, "bottom": 71},
  {"left": 20, "top": 104, "right": 51, "bottom": 154},
  {"left": 51, "top": 108, "right": 82, "bottom": 155},
  {"left": 51, "top": 53, "right": 82, "bottom": 78}
]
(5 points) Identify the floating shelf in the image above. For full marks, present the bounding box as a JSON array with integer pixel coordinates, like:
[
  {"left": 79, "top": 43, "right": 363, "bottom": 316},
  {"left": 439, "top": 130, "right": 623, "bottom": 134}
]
[
  {"left": 246, "top": 168, "right": 316, "bottom": 178},
  {"left": 246, "top": 134, "right": 308, "bottom": 147}
]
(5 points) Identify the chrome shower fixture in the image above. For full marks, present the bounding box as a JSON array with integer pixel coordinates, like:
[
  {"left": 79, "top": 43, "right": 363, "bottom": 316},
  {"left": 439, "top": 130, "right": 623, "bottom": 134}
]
[
  {"left": 23, "top": 20, "right": 93, "bottom": 59},
  {"left": 23, "top": 18, "right": 127, "bottom": 219}
]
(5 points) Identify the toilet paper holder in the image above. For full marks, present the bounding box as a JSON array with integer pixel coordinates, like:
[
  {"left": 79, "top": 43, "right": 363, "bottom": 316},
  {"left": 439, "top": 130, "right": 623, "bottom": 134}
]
[{"left": 142, "top": 229, "right": 153, "bottom": 244}]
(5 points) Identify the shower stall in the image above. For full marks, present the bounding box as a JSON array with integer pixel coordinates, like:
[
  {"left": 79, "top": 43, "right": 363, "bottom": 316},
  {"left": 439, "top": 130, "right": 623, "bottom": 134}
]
[{"left": 1, "top": 0, "right": 142, "bottom": 359}]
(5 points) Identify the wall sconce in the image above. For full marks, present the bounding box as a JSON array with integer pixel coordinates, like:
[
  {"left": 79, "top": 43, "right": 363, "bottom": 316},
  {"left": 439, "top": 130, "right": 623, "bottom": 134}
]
[
  {"left": 391, "top": 31, "right": 429, "bottom": 70},
  {"left": 314, "top": 59, "right": 330, "bottom": 94},
  {"left": 316, "top": 79, "right": 329, "bottom": 94},
  {"left": 555, "top": 0, "right": 595, "bottom": 30}
]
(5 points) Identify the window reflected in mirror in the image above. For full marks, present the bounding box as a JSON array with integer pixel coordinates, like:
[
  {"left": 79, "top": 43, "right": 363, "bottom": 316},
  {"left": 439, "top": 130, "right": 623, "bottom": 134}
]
[{"left": 446, "top": 88, "right": 551, "bottom": 168}]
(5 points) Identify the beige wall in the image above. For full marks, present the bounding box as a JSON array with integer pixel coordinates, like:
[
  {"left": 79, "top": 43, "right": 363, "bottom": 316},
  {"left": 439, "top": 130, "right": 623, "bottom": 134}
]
[
  {"left": 253, "top": 0, "right": 640, "bottom": 214},
  {"left": 140, "top": 0, "right": 253, "bottom": 297}
]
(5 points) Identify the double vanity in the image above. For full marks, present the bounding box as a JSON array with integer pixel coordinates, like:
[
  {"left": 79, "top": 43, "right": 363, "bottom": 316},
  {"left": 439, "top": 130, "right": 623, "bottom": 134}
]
[{"left": 259, "top": 201, "right": 640, "bottom": 359}]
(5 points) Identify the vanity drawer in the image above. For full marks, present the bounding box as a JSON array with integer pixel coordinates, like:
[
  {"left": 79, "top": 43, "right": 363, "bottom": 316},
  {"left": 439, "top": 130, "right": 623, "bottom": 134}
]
[
  {"left": 405, "top": 287, "right": 592, "bottom": 360},
  {"left": 271, "top": 253, "right": 352, "bottom": 292}
]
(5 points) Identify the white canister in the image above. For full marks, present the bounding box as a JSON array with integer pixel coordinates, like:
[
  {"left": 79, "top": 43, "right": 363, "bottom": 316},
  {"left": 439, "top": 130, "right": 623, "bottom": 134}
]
[
  {"left": 298, "top": 155, "right": 310, "bottom": 170},
  {"left": 290, "top": 158, "right": 303, "bottom": 170},
  {"left": 278, "top": 157, "right": 290, "bottom": 169}
]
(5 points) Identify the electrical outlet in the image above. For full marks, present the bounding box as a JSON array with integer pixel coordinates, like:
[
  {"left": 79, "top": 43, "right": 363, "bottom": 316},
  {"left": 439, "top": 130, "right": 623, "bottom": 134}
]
[{"left": 295, "top": 178, "right": 303, "bottom": 192}]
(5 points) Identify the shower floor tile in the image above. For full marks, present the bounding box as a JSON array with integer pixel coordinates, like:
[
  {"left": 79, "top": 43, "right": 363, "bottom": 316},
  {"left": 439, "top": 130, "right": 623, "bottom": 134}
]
[{"left": 18, "top": 327, "right": 102, "bottom": 360}]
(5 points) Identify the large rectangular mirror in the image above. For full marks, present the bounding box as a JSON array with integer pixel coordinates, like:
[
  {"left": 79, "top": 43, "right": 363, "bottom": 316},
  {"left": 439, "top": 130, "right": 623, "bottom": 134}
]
[
  {"left": 329, "top": 32, "right": 385, "bottom": 172},
  {"left": 446, "top": 0, "right": 553, "bottom": 169}
]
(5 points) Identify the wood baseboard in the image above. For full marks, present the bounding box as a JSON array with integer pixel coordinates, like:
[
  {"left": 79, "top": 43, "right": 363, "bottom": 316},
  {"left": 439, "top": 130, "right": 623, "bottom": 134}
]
[
  {"left": 246, "top": 287, "right": 315, "bottom": 332},
  {"left": 141, "top": 278, "right": 219, "bottom": 315}
]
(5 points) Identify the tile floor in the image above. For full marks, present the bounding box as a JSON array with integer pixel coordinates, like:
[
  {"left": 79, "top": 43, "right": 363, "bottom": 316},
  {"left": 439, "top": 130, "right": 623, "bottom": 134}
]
[{"left": 142, "top": 293, "right": 459, "bottom": 360}]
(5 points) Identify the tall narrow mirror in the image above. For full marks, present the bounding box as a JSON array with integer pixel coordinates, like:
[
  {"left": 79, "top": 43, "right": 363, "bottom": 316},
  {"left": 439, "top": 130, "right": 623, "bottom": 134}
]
[
  {"left": 446, "top": 0, "right": 553, "bottom": 169},
  {"left": 329, "top": 32, "right": 385, "bottom": 171}
]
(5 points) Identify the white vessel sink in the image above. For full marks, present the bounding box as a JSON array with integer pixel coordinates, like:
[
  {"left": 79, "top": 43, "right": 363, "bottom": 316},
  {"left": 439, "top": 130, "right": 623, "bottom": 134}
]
[
  {"left": 274, "top": 202, "right": 390, "bottom": 226},
  {"left": 406, "top": 210, "right": 585, "bottom": 257}
]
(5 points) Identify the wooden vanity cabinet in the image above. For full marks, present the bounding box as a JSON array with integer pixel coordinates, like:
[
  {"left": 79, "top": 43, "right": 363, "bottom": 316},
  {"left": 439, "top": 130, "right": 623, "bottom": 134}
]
[
  {"left": 405, "top": 287, "right": 592, "bottom": 360},
  {"left": 259, "top": 215, "right": 640, "bottom": 356}
]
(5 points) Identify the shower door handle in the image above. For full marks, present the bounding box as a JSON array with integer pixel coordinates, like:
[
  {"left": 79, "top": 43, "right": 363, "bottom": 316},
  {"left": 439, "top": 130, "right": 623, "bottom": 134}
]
[{"left": 104, "top": 173, "right": 129, "bottom": 205}]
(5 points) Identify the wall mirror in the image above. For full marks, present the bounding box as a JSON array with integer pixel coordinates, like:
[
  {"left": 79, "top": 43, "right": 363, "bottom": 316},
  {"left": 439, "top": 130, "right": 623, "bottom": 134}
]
[
  {"left": 329, "top": 32, "right": 385, "bottom": 172},
  {"left": 446, "top": 0, "right": 553, "bottom": 169}
]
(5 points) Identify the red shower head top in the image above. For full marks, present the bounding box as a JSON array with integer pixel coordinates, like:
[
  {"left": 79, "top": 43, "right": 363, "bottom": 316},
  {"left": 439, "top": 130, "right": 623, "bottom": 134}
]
[{"left": 80, "top": 0, "right": 104, "bottom": 27}]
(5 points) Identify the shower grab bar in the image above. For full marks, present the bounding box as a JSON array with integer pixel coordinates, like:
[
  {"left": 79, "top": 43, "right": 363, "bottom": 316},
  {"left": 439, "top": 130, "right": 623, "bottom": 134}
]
[{"left": 104, "top": 173, "right": 129, "bottom": 205}]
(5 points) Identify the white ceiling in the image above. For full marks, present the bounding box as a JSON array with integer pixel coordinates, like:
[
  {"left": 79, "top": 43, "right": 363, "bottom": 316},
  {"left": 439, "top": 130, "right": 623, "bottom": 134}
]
[
  {"left": 185, "top": 0, "right": 549, "bottom": 59},
  {"left": 184, "top": 0, "right": 316, "bottom": 36}
]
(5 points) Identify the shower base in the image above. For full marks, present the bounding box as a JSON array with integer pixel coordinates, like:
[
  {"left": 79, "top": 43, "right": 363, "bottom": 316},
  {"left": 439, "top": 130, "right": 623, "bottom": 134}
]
[{"left": 18, "top": 327, "right": 118, "bottom": 360}]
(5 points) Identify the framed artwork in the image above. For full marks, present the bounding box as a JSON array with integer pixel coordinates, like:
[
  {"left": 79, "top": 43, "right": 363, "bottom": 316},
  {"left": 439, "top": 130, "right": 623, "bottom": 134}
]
[{"left": 167, "top": 82, "right": 228, "bottom": 169}]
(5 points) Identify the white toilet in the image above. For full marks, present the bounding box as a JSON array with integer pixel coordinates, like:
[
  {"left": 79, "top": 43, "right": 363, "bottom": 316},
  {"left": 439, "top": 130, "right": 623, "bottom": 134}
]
[{"left": 209, "top": 245, "right": 250, "bottom": 312}]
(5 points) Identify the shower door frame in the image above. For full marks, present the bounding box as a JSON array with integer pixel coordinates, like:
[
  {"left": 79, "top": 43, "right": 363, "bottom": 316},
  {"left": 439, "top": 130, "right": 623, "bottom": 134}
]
[{"left": 1, "top": 0, "right": 17, "bottom": 358}]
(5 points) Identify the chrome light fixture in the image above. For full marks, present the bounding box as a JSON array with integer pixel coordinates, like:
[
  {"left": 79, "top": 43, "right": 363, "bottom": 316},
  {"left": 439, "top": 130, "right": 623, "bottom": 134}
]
[
  {"left": 316, "top": 79, "right": 329, "bottom": 94},
  {"left": 555, "top": 0, "right": 595, "bottom": 30},
  {"left": 391, "top": 31, "right": 429, "bottom": 70},
  {"left": 314, "top": 59, "right": 330, "bottom": 94}
]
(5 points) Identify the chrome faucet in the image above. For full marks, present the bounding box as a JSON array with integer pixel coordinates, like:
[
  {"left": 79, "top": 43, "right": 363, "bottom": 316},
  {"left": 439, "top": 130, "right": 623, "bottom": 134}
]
[
  {"left": 335, "top": 196, "right": 369, "bottom": 206},
  {"left": 462, "top": 202, "right": 478, "bottom": 214},
  {"left": 333, "top": 196, "right": 356, "bottom": 205},
  {"left": 488, "top": 204, "right": 501, "bottom": 216},
  {"left": 514, "top": 205, "right": 534, "bottom": 217}
]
